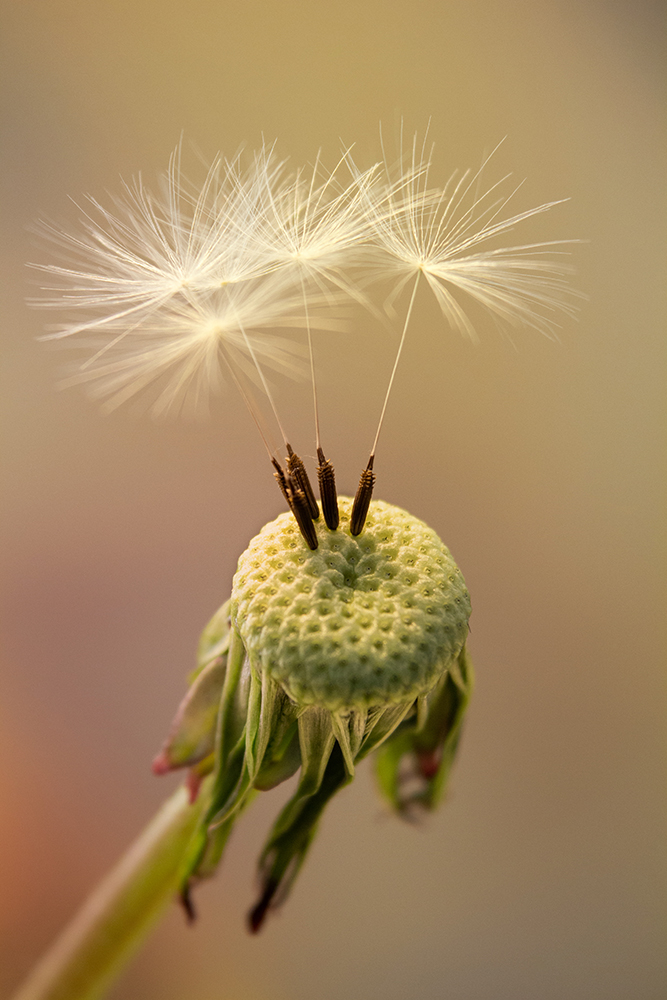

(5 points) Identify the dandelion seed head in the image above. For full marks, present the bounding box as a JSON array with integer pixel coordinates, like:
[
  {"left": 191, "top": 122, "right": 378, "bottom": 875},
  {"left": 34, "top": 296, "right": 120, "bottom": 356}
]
[{"left": 233, "top": 498, "right": 470, "bottom": 710}]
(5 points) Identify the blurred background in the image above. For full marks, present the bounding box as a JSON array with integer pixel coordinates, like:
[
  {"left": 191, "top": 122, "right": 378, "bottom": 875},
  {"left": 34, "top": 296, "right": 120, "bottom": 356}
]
[{"left": 1, "top": 1, "right": 665, "bottom": 998}]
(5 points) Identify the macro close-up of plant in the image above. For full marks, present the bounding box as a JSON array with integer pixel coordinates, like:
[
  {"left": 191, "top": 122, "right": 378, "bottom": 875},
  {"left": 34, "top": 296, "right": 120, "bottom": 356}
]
[
  {"left": 7, "top": 134, "right": 583, "bottom": 1000},
  {"left": 3, "top": 4, "right": 664, "bottom": 1000}
]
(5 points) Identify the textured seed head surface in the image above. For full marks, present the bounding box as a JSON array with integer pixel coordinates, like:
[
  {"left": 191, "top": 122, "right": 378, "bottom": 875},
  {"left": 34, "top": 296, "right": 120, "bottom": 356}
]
[{"left": 232, "top": 498, "right": 471, "bottom": 711}]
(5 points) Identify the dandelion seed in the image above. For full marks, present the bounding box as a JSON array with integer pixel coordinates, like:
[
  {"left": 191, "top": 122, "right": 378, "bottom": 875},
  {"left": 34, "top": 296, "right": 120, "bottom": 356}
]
[
  {"left": 349, "top": 129, "right": 581, "bottom": 533},
  {"left": 251, "top": 152, "right": 383, "bottom": 525}
]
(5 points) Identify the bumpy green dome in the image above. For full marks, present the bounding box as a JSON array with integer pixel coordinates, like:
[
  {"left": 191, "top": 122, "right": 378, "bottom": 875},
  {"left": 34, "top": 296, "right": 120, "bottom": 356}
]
[{"left": 232, "top": 498, "right": 470, "bottom": 711}]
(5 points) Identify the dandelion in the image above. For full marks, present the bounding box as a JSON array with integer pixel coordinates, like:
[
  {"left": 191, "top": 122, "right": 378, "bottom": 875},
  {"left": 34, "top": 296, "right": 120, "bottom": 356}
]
[{"left": 16, "top": 133, "right": 578, "bottom": 1000}]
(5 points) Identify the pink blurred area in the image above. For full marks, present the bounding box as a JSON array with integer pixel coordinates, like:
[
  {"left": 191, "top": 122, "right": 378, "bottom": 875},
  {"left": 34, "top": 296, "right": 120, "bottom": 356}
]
[{"left": 1, "top": 1, "right": 665, "bottom": 998}]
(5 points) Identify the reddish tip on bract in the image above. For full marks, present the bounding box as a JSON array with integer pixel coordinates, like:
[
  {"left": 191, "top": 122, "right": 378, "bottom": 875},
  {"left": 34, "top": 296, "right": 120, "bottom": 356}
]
[
  {"left": 151, "top": 751, "right": 173, "bottom": 776},
  {"left": 186, "top": 770, "right": 203, "bottom": 804}
]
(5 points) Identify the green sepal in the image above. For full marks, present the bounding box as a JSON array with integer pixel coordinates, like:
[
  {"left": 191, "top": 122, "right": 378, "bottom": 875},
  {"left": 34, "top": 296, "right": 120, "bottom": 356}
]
[
  {"left": 203, "top": 627, "right": 254, "bottom": 828},
  {"left": 152, "top": 602, "right": 232, "bottom": 776},
  {"left": 375, "top": 645, "right": 473, "bottom": 814},
  {"left": 253, "top": 725, "right": 301, "bottom": 790},
  {"left": 185, "top": 736, "right": 252, "bottom": 887},
  {"left": 420, "top": 644, "right": 473, "bottom": 809},
  {"left": 193, "top": 599, "right": 231, "bottom": 680},
  {"left": 247, "top": 699, "right": 420, "bottom": 929},
  {"left": 152, "top": 654, "right": 227, "bottom": 773},
  {"left": 244, "top": 668, "right": 278, "bottom": 784},
  {"left": 295, "top": 707, "right": 336, "bottom": 798},
  {"left": 178, "top": 788, "right": 257, "bottom": 902},
  {"left": 182, "top": 641, "right": 307, "bottom": 888},
  {"left": 207, "top": 659, "right": 305, "bottom": 826},
  {"left": 248, "top": 745, "right": 350, "bottom": 932},
  {"left": 214, "top": 626, "right": 250, "bottom": 769},
  {"left": 252, "top": 687, "right": 302, "bottom": 791},
  {"left": 356, "top": 700, "right": 416, "bottom": 761},
  {"left": 189, "top": 815, "right": 235, "bottom": 882},
  {"left": 246, "top": 707, "right": 336, "bottom": 895},
  {"left": 206, "top": 732, "right": 251, "bottom": 828},
  {"left": 330, "top": 709, "right": 368, "bottom": 776}
]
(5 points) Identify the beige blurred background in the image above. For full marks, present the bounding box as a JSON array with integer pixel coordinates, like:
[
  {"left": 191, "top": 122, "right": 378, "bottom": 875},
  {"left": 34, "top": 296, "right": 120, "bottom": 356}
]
[{"left": 1, "top": 1, "right": 665, "bottom": 998}]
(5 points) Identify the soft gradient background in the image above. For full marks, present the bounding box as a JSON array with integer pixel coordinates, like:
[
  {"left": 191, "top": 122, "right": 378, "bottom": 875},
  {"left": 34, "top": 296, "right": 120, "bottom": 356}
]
[{"left": 1, "top": 1, "right": 665, "bottom": 998}]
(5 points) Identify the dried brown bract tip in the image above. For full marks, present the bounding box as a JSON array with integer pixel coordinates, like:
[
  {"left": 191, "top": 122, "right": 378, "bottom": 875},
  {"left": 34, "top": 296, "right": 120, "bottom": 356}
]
[
  {"left": 317, "top": 447, "right": 339, "bottom": 530},
  {"left": 286, "top": 444, "right": 319, "bottom": 520},
  {"left": 179, "top": 885, "right": 197, "bottom": 924},
  {"left": 248, "top": 877, "right": 279, "bottom": 934},
  {"left": 350, "top": 457, "right": 376, "bottom": 536}
]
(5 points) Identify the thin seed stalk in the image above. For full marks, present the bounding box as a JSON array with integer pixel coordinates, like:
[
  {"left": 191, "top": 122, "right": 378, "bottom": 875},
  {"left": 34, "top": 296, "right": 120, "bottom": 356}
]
[{"left": 10, "top": 785, "right": 208, "bottom": 1000}]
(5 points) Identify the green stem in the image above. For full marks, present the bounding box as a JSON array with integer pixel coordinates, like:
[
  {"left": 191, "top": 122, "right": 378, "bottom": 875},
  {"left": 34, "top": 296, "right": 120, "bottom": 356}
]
[{"left": 10, "top": 784, "right": 207, "bottom": 1000}]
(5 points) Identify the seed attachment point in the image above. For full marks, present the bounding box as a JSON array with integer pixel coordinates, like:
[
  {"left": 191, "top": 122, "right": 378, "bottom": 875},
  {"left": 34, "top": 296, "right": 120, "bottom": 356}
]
[
  {"left": 272, "top": 457, "right": 318, "bottom": 549},
  {"left": 287, "top": 482, "right": 319, "bottom": 550},
  {"left": 286, "top": 444, "right": 319, "bottom": 520},
  {"left": 350, "top": 457, "right": 376, "bottom": 536},
  {"left": 272, "top": 458, "right": 290, "bottom": 504},
  {"left": 317, "top": 447, "right": 339, "bottom": 530}
]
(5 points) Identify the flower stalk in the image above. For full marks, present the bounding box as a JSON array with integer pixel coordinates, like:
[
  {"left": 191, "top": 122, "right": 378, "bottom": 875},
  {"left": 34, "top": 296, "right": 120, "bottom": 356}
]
[{"left": 10, "top": 786, "right": 208, "bottom": 1000}]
